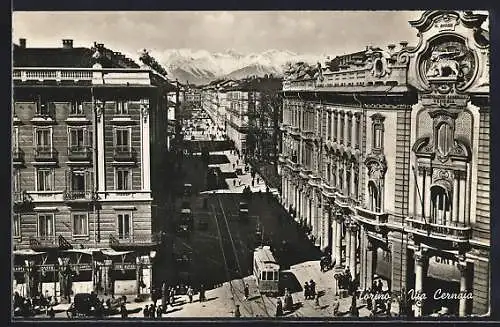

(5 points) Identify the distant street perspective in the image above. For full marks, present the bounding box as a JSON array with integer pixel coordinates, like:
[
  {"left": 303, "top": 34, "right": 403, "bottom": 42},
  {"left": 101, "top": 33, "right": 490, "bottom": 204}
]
[{"left": 11, "top": 10, "right": 490, "bottom": 320}]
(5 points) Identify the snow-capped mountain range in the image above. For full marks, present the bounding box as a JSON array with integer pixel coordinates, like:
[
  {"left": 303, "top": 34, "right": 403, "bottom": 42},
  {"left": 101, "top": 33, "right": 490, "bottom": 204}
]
[{"left": 151, "top": 49, "right": 323, "bottom": 85}]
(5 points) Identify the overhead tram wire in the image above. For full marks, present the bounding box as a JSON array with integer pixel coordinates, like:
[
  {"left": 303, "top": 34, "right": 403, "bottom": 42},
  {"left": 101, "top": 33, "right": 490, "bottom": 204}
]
[{"left": 216, "top": 194, "right": 271, "bottom": 318}]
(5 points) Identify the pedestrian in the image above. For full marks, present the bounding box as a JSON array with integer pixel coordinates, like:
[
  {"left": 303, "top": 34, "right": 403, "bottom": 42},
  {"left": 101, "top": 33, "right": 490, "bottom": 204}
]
[
  {"left": 304, "top": 282, "right": 310, "bottom": 299},
  {"left": 233, "top": 179, "right": 236, "bottom": 186},
  {"left": 233, "top": 163, "right": 236, "bottom": 169},
  {"left": 200, "top": 284, "right": 206, "bottom": 302},
  {"left": 252, "top": 180, "right": 255, "bottom": 187},
  {"left": 332, "top": 296, "right": 340, "bottom": 316},
  {"left": 120, "top": 303, "right": 128, "bottom": 318},
  {"left": 48, "top": 306, "right": 55, "bottom": 319},
  {"left": 257, "top": 177, "right": 260, "bottom": 184},
  {"left": 234, "top": 304, "right": 241, "bottom": 317},
  {"left": 150, "top": 304, "right": 156, "bottom": 318},
  {"left": 244, "top": 284, "right": 249, "bottom": 300},
  {"left": 170, "top": 287, "right": 175, "bottom": 305},
  {"left": 187, "top": 286, "right": 194, "bottom": 303},
  {"left": 377, "top": 280, "right": 384, "bottom": 293},
  {"left": 309, "top": 279, "right": 316, "bottom": 298},
  {"left": 161, "top": 282, "right": 167, "bottom": 309},
  {"left": 276, "top": 298, "right": 283, "bottom": 317},
  {"left": 157, "top": 305, "right": 163, "bottom": 318},
  {"left": 315, "top": 293, "right": 320, "bottom": 307},
  {"left": 386, "top": 297, "right": 392, "bottom": 316},
  {"left": 143, "top": 305, "right": 149, "bottom": 318}
]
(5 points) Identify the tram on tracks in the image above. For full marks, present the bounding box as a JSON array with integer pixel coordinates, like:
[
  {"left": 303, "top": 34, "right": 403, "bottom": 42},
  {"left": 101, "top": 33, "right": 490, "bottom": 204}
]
[{"left": 253, "top": 246, "right": 280, "bottom": 296}]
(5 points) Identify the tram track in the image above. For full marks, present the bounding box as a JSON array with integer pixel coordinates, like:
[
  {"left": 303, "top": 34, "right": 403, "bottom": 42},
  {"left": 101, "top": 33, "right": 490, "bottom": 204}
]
[{"left": 216, "top": 194, "right": 272, "bottom": 318}]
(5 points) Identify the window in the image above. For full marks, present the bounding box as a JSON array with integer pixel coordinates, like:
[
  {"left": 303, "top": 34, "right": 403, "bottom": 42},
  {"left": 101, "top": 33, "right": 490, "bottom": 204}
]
[
  {"left": 69, "top": 128, "right": 88, "bottom": 149},
  {"left": 35, "top": 128, "right": 51, "bottom": 148},
  {"left": 12, "top": 127, "right": 19, "bottom": 151},
  {"left": 340, "top": 114, "right": 345, "bottom": 144},
  {"left": 71, "top": 170, "right": 85, "bottom": 191},
  {"left": 354, "top": 171, "right": 359, "bottom": 198},
  {"left": 115, "top": 128, "right": 130, "bottom": 147},
  {"left": 326, "top": 162, "right": 331, "bottom": 184},
  {"left": 13, "top": 214, "right": 20, "bottom": 238},
  {"left": 347, "top": 115, "right": 352, "bottom": 145},
  {"left": 70, "top": 101, "right": 84, "bottom": 115},
  {"left": 37, "top": 169, "right": 54, "bottom": 191},
  {"left": 36, "top": 100, "right": 53, "bottom": 116},
  {"left": 116, "top": 168, "right": 131, "bottom": 190},
  {"left": 38, "top": 213, "right": 54, "bottom": 237},
  {"left": 116, "top": 101, "right": 129, "bottom": 115},
  {"left": 437, "top": 123, "right": 452, "bottom": 155},
  {"left": 346, "top": 169, "right": 351, "bottom": 196},
  {"left": 117, "top": 213, "right": 131, "bottom": 239},
  {"left": 332, "top": 164, "right": 336, "bottom": 187},
  {"left": 13, "top": 169, "right": 20, "bottom": 193},
  {"left": 431, "top": 185, "right": 451, "bottom": 225},
  {"left": 333, "top": 112, "right": 337, "bottom": 142},
  {"left": 72, "top": 213, "right": 88, "bottom": 236},
  {"left": 368, "top": 181, "right": 381, "bottom": 212},
  {"left": 339, "top": 166, "right": 344, "bottom": 192}
]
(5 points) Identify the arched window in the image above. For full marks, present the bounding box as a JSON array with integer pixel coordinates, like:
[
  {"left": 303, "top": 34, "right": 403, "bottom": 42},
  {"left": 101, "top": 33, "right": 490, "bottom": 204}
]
[
  {"left": 373, "top": 124, "right": 383, "bottom": 149},
  {"left": 368, "top": 181, "right": 381, "bottom": 212},
  {"left": 346, "top": 168, "right": 351, "bottom": 196},
  {"left": 437, "top": 123, "right": 453, "bottom": 155},
  {"left": 430, "top": 185, "right": 451, "bottom": 225}
]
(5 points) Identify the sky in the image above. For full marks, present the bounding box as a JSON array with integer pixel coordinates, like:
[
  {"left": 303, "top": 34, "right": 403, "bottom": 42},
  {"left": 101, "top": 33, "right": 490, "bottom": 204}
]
[{"left": 12, "top": 11, "right": 489, "bottom": 58}]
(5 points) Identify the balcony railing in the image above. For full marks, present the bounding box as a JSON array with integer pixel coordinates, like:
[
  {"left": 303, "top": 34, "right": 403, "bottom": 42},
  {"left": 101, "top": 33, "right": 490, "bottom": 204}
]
[
  {"left": 113, "top": 146, "right": 137, "bottom": 161},
  {"left": 34, "top": 147, "right": 58, "bottom": 161},
  {"left": 13, "top": 191, "right": 31, "bottom": 204},
  {"left": 29, "top": 235, "right": 72, "bottom": 250},
  {"left": 405, "top": 217, "right": 472, "bottom": 241},
  {"left": 356, "top": 207, "right": 389, "bottom": 224},
  {"left": 63, "top": 190, "right": 94, "bottom": 201},
  {"left": 12, "top": 148, "right": 24, "bottom": 164},
  {"left": 109, "top": 233, "right": 161, "bottom": 250},
  {"left": 68, "top": 146, "right": 92, "bottom": 161}
]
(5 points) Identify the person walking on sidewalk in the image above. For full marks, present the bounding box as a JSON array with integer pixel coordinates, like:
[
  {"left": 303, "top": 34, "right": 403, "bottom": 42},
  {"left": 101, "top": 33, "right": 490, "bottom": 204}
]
[
  {"left": 276, "top": 298, "right": 283, "bottom": 317},
  {"left": 332, "top": 297, "right": 340, "bottom": 316},
  {"left": 309, "top": 279, "right": 316, "bottom": 299},
  {"left": 304, "top": 282, "right": 310, "bottom": 299},
  {"left": 161, "top": 282, "right": 167, "bottom": 309},
  {"left": 244, "top": 284, "right": 249, "bottom": 300},
  {"left": 187, "top": 286, "right": 194, "bottom": 303},
  {"left": 234, "top": 305, "right": 241, "bottom": 317}
]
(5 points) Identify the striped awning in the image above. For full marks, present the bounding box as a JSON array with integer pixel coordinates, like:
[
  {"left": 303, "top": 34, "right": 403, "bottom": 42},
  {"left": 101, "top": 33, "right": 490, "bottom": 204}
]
[{"left": 13, "top": 249, "right": 46, "bottom": 256}]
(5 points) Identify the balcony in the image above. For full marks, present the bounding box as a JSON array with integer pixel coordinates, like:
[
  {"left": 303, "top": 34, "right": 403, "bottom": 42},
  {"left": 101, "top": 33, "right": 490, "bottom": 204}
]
[
  {"left": 63, "top": 190, "right": 94, "bottom": 202},
  {"left": 12, "top": 148, "right": 24, "bottom": 165},
  {"left": 109, "top": 233, "right": 161, "bottom": 250},
  {"left": 29, "top": 235, "right": 72, "bottom": 251},
  {"left": 34, "top": 147, "right": 58, "bottom": 162},
  {"left": 68, "top": 146, "right": 92, "bottom": 162},
  {"left": 356, "top": 207, "right": 389, "bottom": 225},
  {"left": 405, "top": 217, "right": 472, "bottom": 242},
  {"left": 113, "top": 147, "right": 137, "bottom": 162}
]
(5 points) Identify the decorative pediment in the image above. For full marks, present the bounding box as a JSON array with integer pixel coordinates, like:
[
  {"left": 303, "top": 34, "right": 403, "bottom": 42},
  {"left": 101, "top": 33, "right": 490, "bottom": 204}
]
[{"left": 405, "top": 11, "right": 489, "bottom": 94}]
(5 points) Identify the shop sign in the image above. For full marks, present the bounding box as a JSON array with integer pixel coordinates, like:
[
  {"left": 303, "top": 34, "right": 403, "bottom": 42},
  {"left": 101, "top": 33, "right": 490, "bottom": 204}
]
[
  {"left": 40, "top": 264, "right": 57, "bottom": 272},
  {"left": 114, "top": 263, "right": 137, "bottom": 270},
  {"left": 70, "top": 263, "right": 93, "bottom": 271}
]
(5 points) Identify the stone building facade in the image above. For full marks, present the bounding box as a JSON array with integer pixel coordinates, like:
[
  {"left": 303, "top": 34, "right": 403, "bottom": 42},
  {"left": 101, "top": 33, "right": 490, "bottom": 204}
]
[
  {"left": 12, "top": 39, "right": 175, "bottom": 299},
  {"left": 278, "top": 10, "right": 489, "bottom": 317}
]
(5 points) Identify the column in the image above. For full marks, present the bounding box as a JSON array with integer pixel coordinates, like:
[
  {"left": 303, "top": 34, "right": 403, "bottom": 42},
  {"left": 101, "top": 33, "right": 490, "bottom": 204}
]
[
  {"left": 464, "top": 165, "right": 471, "bottom": 225},
  {"left": 351, "top": 162, "right": 356, "bottom": 198},
  {"left": 331, "top": 212, "right": 337, "bottom": 263},
  {"left": 458, "top": 261, "right": 469, "bottom": 317},
  {"left": 424, "top": 168, "right": 431, "bottom": 220},
  {"left": 345, "top": 222, "right": 351, "bottom": 267},
  {"left": 136, "top": 256, "right": 142, "bottom": 297},
  {"left": 344, "top": 112, "right": 349, "bottom": 146},
  {"left": 365, "top": 241, "right": 374, "bottom": 290},
  {"left": 459, "top": 173, "right": 466, "bottom": 224},
  {"left": 414, "top": 250, "right": 427, "bottom": 318},
  {"left": 343, "top": 161, "right": 348, "bottom": 194},
  {"left": 335, "top": 216, "right": 342, "bottom": 267},
  {"left": 337, "top": 111, "right": 342, "bottom": 143},
  {"left": 349, "top": 225, "right": 357, "bottom": 280}
]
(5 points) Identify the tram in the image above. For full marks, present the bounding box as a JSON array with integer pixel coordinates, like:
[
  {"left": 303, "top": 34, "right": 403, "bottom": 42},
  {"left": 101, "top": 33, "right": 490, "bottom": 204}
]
[
  {"left": 177, "top": 208, "right": 194, "bottom": 233},
  {"left": 253, "top": 246, "right": 280, "bottom": 296}
]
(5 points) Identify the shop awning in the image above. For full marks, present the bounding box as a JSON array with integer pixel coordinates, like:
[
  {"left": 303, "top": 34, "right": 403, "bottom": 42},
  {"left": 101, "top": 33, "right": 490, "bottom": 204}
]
[
  {"left": 101, "top": 249, "right": 134, "bottom": 257},
  {"left": 13, "top": 249, "right": 46, "bottom": 256},
  {"left": 62, "top": 249, "right": 95, "bottom": 255}
]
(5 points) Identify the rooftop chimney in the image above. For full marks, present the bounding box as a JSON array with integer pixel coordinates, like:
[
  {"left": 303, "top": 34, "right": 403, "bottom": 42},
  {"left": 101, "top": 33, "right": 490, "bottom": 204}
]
[
  {"left": 400, "top": 41, "right": 408, "bottom": 49},
  {"left": 19, "top": 38, "right": 26, "bottom": 48},
  {"left": 62, "top": 39, "right": 73, "bottom": 49}
]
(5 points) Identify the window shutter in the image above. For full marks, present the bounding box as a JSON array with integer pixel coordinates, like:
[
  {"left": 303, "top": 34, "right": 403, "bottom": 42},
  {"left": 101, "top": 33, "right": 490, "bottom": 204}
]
[
  {"left": 65, "top": 169, "right": 72, "bottom": 192},
  {"left": 85, "top": 170, "right": 94, "bottom": 193}
]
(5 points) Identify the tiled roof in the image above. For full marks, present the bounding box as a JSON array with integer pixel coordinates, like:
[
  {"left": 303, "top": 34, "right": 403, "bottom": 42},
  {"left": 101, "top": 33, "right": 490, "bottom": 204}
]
[{"left": 13, "top": 45, "right": 95, "bottom": 68}]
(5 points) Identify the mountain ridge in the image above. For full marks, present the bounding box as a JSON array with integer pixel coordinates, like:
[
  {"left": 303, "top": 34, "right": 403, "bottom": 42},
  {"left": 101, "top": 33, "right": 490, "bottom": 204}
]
[{"left": 155, "top": 48, "right": 323, "bottom": 85}]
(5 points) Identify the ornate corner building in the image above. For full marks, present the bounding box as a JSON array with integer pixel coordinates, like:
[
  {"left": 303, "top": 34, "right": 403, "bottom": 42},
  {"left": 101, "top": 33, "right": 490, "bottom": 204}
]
[
  {"left": 12, "top": 40, "right": 176, "bottom": 299},
  {"left": 278, "top": 10, "right": 489, "bottom": 316}
]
